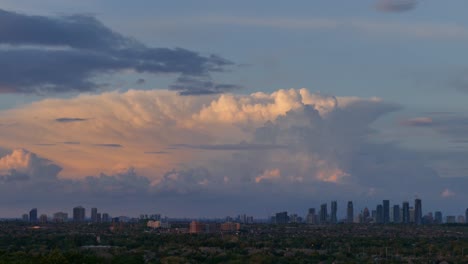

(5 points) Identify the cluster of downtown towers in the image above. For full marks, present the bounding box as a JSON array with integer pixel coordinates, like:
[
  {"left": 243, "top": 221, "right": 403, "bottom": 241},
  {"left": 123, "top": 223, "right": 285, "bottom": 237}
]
[
  {"left": 276, "top": 199, "right": 468, "bottom": 225},
  {"left": 24, "top": 206, "right": 110, "bottom": 223}
]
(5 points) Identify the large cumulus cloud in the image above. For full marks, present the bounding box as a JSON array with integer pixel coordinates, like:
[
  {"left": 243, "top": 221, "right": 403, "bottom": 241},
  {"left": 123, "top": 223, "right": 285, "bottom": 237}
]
[
  {"left": 0, "top": 9, "right": 238, "bottom": 94},
  {"left": 1, "top": 88, "right": 467, "bottom": 216}
]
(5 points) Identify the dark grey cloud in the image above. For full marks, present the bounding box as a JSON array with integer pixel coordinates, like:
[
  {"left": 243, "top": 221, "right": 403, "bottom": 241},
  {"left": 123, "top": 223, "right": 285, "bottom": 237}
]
[
  {"left": 144, "top": 151, "right": 169, "bottom": 154},
  {"left": 170, "top": 75, "right": 242, "bottom": 95},
  {"left": 171, "top": 143, "right": 287, "bottom": 151},
  {"left": 404, "top": 115, "right": 468, "bottom": 139},
  {"left": 55, "top": 117, "right": 88, "bottom": 123},
  {"left": 93, "top": 144, "right": 123, "bottom": 148},
  {"left": 136, "top": 78, "right": 146, "bottom": 85},
  {"left": 62, "top": 141, "right": 80, "bottom": 145},
  {"left": 375, "top": 0, "right": 417, "bottom": 13},
  {"left": 0, "top": 9, "right": 235, "bottom": 94}
]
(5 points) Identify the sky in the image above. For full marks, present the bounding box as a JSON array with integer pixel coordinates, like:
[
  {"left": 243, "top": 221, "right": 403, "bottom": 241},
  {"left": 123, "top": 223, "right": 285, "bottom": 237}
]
[{"left": 1, "top": 0, "right": 468, "bottom": 218}]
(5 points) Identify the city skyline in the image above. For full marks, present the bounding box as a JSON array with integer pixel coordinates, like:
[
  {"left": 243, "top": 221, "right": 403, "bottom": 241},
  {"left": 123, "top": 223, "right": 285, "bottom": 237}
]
[
  {"left": 1, "top": 1, "right": 468, "bottom": 216},
  {"left": 14, "top": 199, "right": 468, "bottom": 224}
]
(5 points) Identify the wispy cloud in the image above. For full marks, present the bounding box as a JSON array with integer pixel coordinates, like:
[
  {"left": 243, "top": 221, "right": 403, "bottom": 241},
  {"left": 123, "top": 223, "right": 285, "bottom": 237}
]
[
  {"left": 93, "top": 144, "right": 123, "bottom": 148},
  {"left": 169, "top": 16, "right": 468, "bottom": 40},
  {"left": 171, "top": 143, "right": 287, "bottom": 151},
  {"left": 55, "top": 117, "right": 88, "bottom": 123},
  {"left": 375, "top": 0, "right": 418, "bottom": 13}
]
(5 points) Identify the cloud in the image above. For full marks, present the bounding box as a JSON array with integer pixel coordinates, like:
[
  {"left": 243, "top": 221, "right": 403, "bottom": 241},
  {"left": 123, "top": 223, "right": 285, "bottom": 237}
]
[
  {"left": 55, "top": 117, "right": 88, "bottom": 123},
  {"left": 0, "top": 88, "right": 468, "bottom": 216},
  {"left": 0, "top": 149, "right": 61, "bottom": 182},
  {"left": 93, "top": 144, "right": 123, "bottom": 148},
  {"left": 441, "top": 188, "right": 456, "bottom": 198},
  {"left": 171, "top": 142, "right": 287, "bottom": 151},
  {"left": 0, "top": 9, "right": 235, "bottom": 94},
  {"left": 163, "top": 16, "right": 468, "bottom": 40},
  {"left": 255, "top": 168, "right": 281, "bottom": 183},
  {"left": 375, "top": 0, "right": 418, "bottom": 13},
  {"left": 401, "top": 117, "right": 433, "bottom": 126},
  {"left": 62, "top": 141, "right": 80, "bottom": 145},
  {"left": 144, "top": 151, "right": 169, "bottom": 154},
  {"left": 169, "top": 75, "right": 242, "bottom": 95}
]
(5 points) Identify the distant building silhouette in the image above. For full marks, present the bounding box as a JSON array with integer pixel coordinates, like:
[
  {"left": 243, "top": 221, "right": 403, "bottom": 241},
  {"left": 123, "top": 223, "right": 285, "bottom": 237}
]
[
  {"left": 91, "top": 208, "right": 98, "bottom": 223},
  {"left": 414, "top": 199, "right": 422, "bottom": 225},
  {"left": 434, "top": 211, "right": 443, "bottom": 224},
  {"left": 383, "top": 200, "right": 390, "bottom": 224},
  {"left": 22, "top": 214, "right": 29, "bottom": 222},
  {"left": 306, "top": 208, "right": 317, "bottom": 224},
  {"left": 362, "top": 207, "right": 370, "bottom": 223},
  {"left": 331, "top": 201, "right": 337, "bottom": 224},
  {"left": 102, "top": 213, "right": 110, "bottom": 223},
  {"left": 39, "top": 214, "right": 48, "bottom": 224},
  {"left": 275, "top": 211, "right": 288, "bottom": 224},
  {"left": 29, "top": 208, "right": 37, "bottom": 223},
  {"left": 376, "top": 204, "right": 383, "bottom": 224},
  {"left": 393, "top": 205, "right": 400, "bottom": 223},
  {"left": 402, "top": 202, "right": 410, "bottom": 224},
  {"left": 346, "top": 201, "right": 354, "bottom": 223},
  {"left": 466, "top": 208, "right": 468, "bottom": 224},
  {"left": 73, "top": 206, "right": 85, "bottom": 222},
  {"left": 320, "top": 203, "right": 328, "bottom": 224},
  {"left": 53, "top": 212, "right": 68, "bottom": 223}
]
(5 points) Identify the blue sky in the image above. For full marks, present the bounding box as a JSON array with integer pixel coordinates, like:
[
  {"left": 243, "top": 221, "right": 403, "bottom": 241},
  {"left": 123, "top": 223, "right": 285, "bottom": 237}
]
[{"left": 0, "top": 0, "right": 468, "bottom": 218}]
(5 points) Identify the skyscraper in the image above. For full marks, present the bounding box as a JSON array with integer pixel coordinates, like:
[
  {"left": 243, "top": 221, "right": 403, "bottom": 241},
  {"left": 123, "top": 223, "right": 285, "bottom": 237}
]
[
  {"left": 29, "top": 208, "right": 37, "bottom": 223},
  {"left": 465, "top": 208, "right": 468, "bottom": 224},
  {"left": 383, "top": 200, "right": 390, "bottom": 224},
  {"left": 102, "top": 213, "right": 110, "bottom": 223},
  {"left": 434, "top": 211, "right": 443, "bottom": 224},
  {"left": 73, "top": 206, "right": 86, "bottom": 222},
  {"left": 414, "top": 199, "right": 422, "bottom": 225},
  {"left": 347, "top": 201, "right": 354, "bottom": 223},
  {"left": 275, "top": 211, "right": 288, "bottom": 224},
  {"left": 91, "top": 208, "right": 98, "bottom": 223},
  {"left": 306, "top": 208, "right": 316, "bottom": 224},
  {"left": 376, "top": 204, "right": 383, "bottom": 224},
  {"left": 331, "top": 201, "right": 337, "bottom": 224},
  {"left": 402, "top": 202, "right": 410, "bottom": 224},
  {"left": 320, "top": 203, "right": 328, "bottom": 224},
  {"left": 393, "top": 205, "right": 400, "bottom": 223},
  {"left": 363, "top": 207, "right": 370, "bottom": 223}
]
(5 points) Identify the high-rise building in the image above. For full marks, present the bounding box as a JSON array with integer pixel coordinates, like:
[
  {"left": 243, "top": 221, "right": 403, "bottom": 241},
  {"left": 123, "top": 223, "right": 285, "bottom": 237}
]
[
  {"left": 414, "top": 199, "right": 422, "bottom": 225},
  {"left": 465, "top": 208, "right": 468, "bottom": 224},
  {"left": 39, "top": 214, "right": 48, "bottom": 224},
  {"left": 376, "top": 204, "right": 383, "bottom": 224},
  {"left": 383, "top": 200, "right": 390, "bottom": 224},
  {"left": 331, "top": 201, "right": 337, "bottom": 224},
  {"left": 53, "top": 212, "right": 68, "bottom": 223},
  {"left": 363, "top": 207, "right": 370, "bottom": 223},
  {"left": 29, "top": 208, "right": 38, "bottom": 223},
  {"left": 91, "top": 208, "right": 98, "bottom": 223},
  {"left": 275, "top": 212, "right": 288, "bottom": 224},
  {"left": 97, "top": 213, "right": 102, "bottom": 223},
  {"left": 402, "top": 202, "right": 410, "bottom": 224},
  {"left": 306, "top": 208, "right": 316, "bottom": 224},
  {"left": 102, "top": 213, "right": 110, "bottom": 222},
  {"left": 457, "top": 215, "right": 465, "bottom": 224},
  {"left": 22, "top": 214, "right": 29, "bottom": 222},
  {"left": 347, "top": 201, "right": 354, "bottom": 223},
  {"left": 434, "top": 211, "right": 443, "bottom": 224},
  {"left": 446, "top": 216, "right": 456, "bottom": 223},
  {"left": 73, "top": 206, "right": 85, "bottom": 222},
  {"left": 393, "top": 205, "right": 401, "bottom": 223},
  {"left": 320, "top": 203, "right": 328, "bottom": 224}
]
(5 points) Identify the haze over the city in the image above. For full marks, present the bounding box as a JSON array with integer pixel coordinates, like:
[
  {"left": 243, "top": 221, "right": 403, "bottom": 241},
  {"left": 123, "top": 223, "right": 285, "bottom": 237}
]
[{"left": 1, "top": 0, "right": 467, "bottom": 217}]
